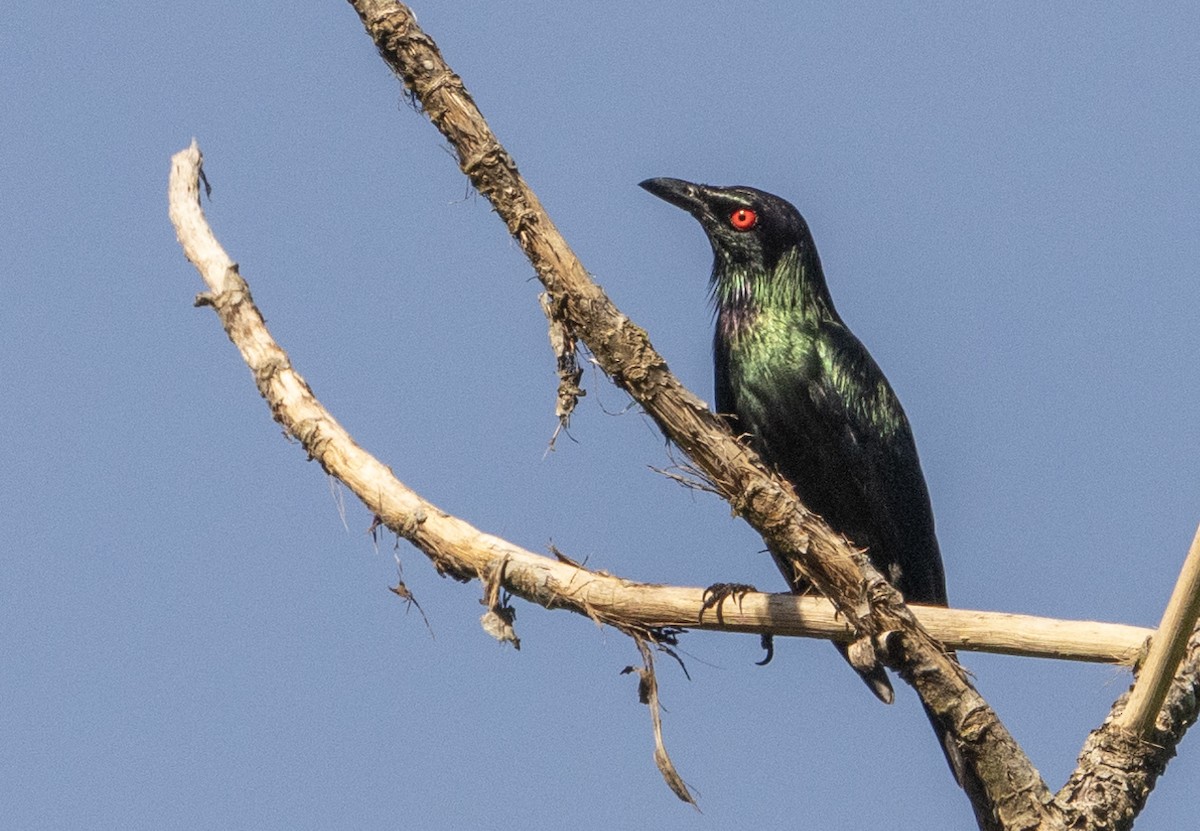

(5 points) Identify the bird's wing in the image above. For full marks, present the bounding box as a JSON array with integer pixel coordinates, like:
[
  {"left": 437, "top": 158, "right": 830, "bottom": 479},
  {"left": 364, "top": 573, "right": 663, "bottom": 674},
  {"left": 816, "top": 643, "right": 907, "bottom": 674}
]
[
  {"left": 810, "top": 321, "right": 944, "bottom": 603},
  {"left": 729, "top": 320, "right": 944, "bottom": 604}
]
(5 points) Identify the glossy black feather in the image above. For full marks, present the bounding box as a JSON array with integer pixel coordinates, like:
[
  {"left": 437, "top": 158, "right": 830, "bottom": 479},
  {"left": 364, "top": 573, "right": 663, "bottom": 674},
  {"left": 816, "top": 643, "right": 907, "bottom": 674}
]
[
  {"left": 641, "top": 176, "right": 946, "bottom": 605},
  {"left": 642, "top": 178, "right": 983, "bottom": 811}
]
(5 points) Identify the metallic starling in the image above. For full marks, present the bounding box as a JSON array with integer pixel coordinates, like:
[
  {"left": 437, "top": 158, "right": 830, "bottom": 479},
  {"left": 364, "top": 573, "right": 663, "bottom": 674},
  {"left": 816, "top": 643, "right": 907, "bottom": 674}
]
[{"left": 641, "top": 177, "right": 974, "bottom": 792}]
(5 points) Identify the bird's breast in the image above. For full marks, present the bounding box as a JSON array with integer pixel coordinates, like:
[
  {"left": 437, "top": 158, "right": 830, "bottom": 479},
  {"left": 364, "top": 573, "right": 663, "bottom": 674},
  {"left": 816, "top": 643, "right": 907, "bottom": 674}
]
[{"left": 716, "top": 305, "right": 759, "bottom": 344}]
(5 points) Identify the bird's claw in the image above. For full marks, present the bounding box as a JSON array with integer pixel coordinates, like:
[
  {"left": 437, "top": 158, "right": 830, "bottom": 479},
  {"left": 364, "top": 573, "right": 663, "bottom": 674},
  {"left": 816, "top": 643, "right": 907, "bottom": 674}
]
[
  {"left": 699, "top": 582, "right": 758, "bottom": 622},
  {"left": 755, "top": 633, "right": 775, "bottom": 666}
]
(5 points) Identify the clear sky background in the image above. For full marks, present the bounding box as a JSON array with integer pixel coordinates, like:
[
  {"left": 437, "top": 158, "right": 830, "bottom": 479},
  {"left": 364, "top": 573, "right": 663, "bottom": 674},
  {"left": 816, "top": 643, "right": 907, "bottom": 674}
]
[{"left": 3, "top": 3, "right": 1198, "bottom": 829}]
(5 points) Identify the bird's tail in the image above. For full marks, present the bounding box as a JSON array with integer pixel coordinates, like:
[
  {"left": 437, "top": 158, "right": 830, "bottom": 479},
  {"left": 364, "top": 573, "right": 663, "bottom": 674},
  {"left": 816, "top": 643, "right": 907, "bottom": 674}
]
[
  {"left": 786, "top": 552, "right": 897, "bottom": 704},
  {"left": 835, "top": 642, "right": 895, "bottom": 704}
]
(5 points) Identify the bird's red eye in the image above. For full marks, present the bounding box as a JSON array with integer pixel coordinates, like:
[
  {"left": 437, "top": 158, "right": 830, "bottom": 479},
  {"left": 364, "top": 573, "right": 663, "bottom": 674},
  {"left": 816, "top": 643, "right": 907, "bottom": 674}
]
[{"left": 730, "top": 207, "right": 757, "bottom": 231}]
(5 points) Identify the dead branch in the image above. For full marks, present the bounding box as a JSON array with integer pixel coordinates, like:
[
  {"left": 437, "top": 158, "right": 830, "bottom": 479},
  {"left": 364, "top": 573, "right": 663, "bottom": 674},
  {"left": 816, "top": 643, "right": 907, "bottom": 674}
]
[
  {"left": 168, "top": 140, "right": 1156, "bottom": 673},
  {"left": 171, "top": 154, "right": 1162, "bottom": 676},
  {"left": 1115, "top": 525, "right": 1200, "bottom": 736},
  {"left": 1054, "top": 626, "right": 1200, "bottom": 830}
]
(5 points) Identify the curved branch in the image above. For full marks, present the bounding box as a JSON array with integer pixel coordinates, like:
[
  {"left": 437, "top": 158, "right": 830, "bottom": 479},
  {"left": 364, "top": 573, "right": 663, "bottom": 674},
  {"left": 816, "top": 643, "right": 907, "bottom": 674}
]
[{"left": 168, "top": 142, "right": 1150, "bottom": 669}]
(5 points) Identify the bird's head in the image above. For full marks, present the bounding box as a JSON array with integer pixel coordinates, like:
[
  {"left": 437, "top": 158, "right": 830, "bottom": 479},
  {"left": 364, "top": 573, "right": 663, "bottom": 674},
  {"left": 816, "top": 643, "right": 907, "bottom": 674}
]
[{"left": 639, "top": 177, "right": 831, "bottom": 316}]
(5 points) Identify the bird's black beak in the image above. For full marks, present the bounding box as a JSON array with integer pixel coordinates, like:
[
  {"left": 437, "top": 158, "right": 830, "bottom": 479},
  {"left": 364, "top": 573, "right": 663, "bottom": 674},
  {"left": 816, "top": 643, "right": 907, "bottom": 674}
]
[{"left": 639, "top": 177, "right": 708, "bottom": 217}]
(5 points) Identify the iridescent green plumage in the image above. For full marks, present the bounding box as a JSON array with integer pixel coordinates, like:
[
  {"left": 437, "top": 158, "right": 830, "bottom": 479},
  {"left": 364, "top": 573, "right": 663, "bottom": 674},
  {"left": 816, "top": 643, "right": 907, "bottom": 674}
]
[
  {"left": 641, "top": 177, "right": 946, "bottom": 607},
  {"left": 642, "top": 177, "right": 971, "bottom": 793}
]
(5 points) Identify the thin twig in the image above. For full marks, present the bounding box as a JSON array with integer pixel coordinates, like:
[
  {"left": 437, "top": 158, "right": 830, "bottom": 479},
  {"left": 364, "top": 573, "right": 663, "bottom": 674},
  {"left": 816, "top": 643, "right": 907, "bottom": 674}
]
[{"left": 624, "top": 637, "right": 698, "bottom": 807}]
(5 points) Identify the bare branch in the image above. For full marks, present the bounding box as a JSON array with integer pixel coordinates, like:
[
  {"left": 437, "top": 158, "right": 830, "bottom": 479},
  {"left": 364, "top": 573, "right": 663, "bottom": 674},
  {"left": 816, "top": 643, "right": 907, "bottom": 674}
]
[
  {"left": 168, "top": 142, "right": 1156, "bottom": 677},
  {"left": 1115, "top": 525, "right": 1200, "bottom": 736},
  {"left": 1042, "top": 530, "right": 1200, "bottom": 830},
  {"left": 1054, "top": 627, "right": 1200, "bottom": 830}
]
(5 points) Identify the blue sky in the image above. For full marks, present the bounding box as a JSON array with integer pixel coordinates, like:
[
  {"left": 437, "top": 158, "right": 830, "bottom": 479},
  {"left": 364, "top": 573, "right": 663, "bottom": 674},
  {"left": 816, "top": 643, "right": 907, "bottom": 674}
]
[{"left": 3, "top": 3, "right": 1198, "bottom": 828}]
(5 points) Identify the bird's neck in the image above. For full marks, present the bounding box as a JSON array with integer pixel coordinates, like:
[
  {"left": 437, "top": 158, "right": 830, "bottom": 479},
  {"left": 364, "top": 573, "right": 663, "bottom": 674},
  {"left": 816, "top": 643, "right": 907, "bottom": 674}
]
[{"left": 712, "top": 247, "right": 839, "bottom": 342}]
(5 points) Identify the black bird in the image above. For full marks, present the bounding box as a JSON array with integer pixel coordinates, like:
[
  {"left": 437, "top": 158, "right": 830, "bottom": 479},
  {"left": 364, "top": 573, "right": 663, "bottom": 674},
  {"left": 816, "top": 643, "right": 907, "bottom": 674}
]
[{"left": 641, "top": 177, "right": 974, "bottom": 793}]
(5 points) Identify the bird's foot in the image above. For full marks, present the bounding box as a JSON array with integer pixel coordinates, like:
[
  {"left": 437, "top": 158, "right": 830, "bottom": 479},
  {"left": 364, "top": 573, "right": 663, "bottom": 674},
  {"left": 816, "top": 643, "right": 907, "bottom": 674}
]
[{"left": 699, "top": 582, "right": 758, "bottom": 622}]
